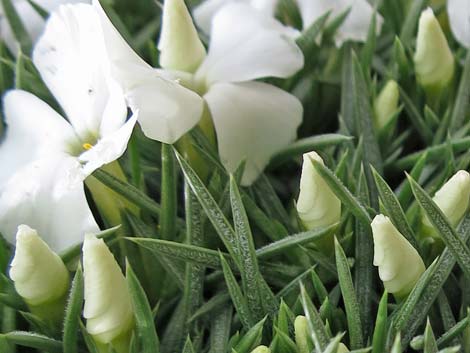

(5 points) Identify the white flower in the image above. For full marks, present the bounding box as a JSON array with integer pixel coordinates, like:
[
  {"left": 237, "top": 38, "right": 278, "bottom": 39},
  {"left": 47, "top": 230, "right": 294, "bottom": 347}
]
[
  {"left": 422, "top": 170, "right": 470, "bottom": 238},
  {"left": 0, "top": 4, "right": 136, "bottom": 252},
  {"left": 372, "top": 215, "right": 426, "bottom": 299},
  {"left": 82, "top": 234, "right": 134, "bottom": 350},
  {"left": 9, "top": 225, "right": 69, "bottom": 306},
  {"left": 296, "top": 0, "right": 383, "bottom": 46},
  {"left": 96, "top": 0, "right": 303, "bottom": 185},
  {"left": 296, "top": 151, "right": 341, "bottom": 230},
  {"left": 447, "top": 0, "right": 470, "bottom": 48},
  {"left": 414, "top": 8, "right": 454, "bottom": 94},
  {"left": 93, "top": 0, "right": 203, "bottom": 145},
  {"left": 0, "top": 0, "right": 89, "bottom": 54},
  {"left": 193, "top": 0, "right": 278, "bottom": 34},
  {"left": 194, "top": 0, "right": 383, "bottom": 46}
]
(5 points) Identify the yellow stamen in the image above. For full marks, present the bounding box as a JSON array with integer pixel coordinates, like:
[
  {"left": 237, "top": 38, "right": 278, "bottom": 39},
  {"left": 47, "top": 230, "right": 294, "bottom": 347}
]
[{"left": 83, "top": 143, "right": 93, "bottom": 151}]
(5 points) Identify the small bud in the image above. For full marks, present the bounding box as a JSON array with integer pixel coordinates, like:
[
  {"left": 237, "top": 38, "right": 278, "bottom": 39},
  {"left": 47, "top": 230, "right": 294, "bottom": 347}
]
[
  {"left": 296, "top": 151, "right": 341, "bottom": 230},
  {"left": 9, "top": 225, "right": 69, "bottom": 322},
  {"left": 158, "top": 0, "right": 206, "bottom": 72},
  {"left": 251, "top": 346, "right": 271, "bottom": 353},
  {"left": 372, "top": 215, "right": 425, "bottom": 299},
  {"left": 414, "top": 8, "right": 454, "bottom": 97},
  {"left": 338, "top": 343, "right": 350, "bottom": 353},
  {"left": 294, "top": 315, "right": 313, "bottom": 353},
  {"left": 83, "top": 234, "right": 134, "bottom": 353},
  {"left": 374, "top": 80, "right": 400, "bottom": 131},
  {"left": 422, "top": 170, "right": 470, "bottom": 239}
]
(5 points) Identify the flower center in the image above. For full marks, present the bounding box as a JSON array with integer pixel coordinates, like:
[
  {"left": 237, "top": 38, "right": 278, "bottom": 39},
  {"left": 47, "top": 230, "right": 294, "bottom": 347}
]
[{"left": 82, "top": 143, "right": 94, "bottom": 151}]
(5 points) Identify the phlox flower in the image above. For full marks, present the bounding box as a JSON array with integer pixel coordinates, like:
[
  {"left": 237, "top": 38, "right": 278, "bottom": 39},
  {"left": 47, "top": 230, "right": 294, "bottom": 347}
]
[
  {"left": 95, "top": 0, "right": 304, "bottom": 185},
  {"left": 0, "top": 0, "right": 89, "bottom": 54},
  {"left": 0, "top": 3, "right": 135, "bottom": 251},
  {"left": 193, "top": 0, "right": 383, "bottom": 46}
]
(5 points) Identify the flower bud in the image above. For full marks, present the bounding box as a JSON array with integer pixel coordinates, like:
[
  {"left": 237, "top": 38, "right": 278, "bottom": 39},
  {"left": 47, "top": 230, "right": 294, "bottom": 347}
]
[
  {"left": 251, "top": 346, "right": 271, "bottom": 353},
  {"left": 294, "top": 315, "right": 313, "bottom": 353},
  {"left": 372, "top": 215, "right": 425, "bottom": 299},
  {"left": 422, "top": 170, "right": 470, "bottom": 239},
  {"left": 296, "top": 151, "right": 341, "bottom": 230},
  {"left": 414, "top": 8, "right": 454, "bottom": 96},
  {"left": 9, "top": 225, "right": 69, "bottom": 322},
  {"left": 83, "top": 234, "right": 134, "bottom": 353},
  {"left": 338, "top": 343, "right": 350, "bottom": 353},
  {"left": 158, "top": 0, "right": 206, "bottom": 73},
  {"left": 373, "top": 80, "right": 399, "bottom": 131}
]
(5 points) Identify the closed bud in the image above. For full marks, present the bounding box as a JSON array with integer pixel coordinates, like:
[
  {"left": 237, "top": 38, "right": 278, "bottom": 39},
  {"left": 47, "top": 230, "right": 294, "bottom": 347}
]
[
  {"left": 83, "top": 234, "right": 134, "bottom": 353},
  {"left": 422, "top": 170, "right": 470, "bottom": 239},
  {"left": 9, "top": 225, "right": 69, "bottom": 323},
  {"left": 294, "top": 315, "right": 313, "bottom": 353},
  {"left": 338, "top": 343, "right": 350, "bottom": 353},
  {"left": 374, "top": 80, "right": 400, "bottom": 131},
  {"left": 251, "top": 346, "right": 271, "bottom": 353},
  {"left": 372, "top": 215, "right": 425, "bottom": 299},
  {"left": 158, "top": 0, "right": 206, "bottom": 72},
  {"left": 296, "top": 151, "right": 341, "bottom": 230},
  {"left": 414, "top": 8, "right": 454, "bottom": 97}
]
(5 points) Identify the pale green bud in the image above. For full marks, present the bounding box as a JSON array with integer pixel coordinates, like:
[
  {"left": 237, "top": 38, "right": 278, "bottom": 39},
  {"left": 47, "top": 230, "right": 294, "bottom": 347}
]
[
  {"left": 414, "top": 8, "right": 454, "bottom": 96},
  {"left": 338, "top": 343, "right": 350, "bottom": 353},
  {"left": 296, "top": 151, "right": 341, "bottom": 230},
  {"left": 372, "top": 215, "right": 426, "bottom": 299},
  {"left": 294, "top": 315, "right": 313, "bottom": 353},
  {"left": 251, "top": 345, "right": 271, "bottom": 353},
  {"left": 374, "top": 80, "right": 399, "bottom": 131},
  {"left": 158, "top": 0, "right": 206, "bottom": 72},
  {"left": 422, "top": 170, "right": 470, "bottom": 239},
  {"left": 9, "top": 225, "right": 69, "bottom": 320},
  {"left": 83, "top": 234, "right": 134, "bottom": 352}
]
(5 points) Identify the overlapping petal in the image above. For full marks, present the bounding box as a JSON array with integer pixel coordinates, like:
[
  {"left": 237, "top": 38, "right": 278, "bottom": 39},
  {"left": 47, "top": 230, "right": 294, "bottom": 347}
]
[
  {"left": 204, "top": 81, "right": 302, "bottom": 185},
  {"left": 196, "top": 3, "right": 303, "bottom": 85}
]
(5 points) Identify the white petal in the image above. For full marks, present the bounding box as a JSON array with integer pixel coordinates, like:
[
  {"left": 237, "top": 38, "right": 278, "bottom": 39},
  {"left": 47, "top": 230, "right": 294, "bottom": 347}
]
[
  {"left": 196, "top": 2, "right": 303, "bottom": 84},
  {"left": 126, "top": 79, "right": 203, "bottom": 144},
  {"left": 79, "top": 115, "right": 137, "bottom": 176},
  {"left": 93, "top": 0, "right": 204, "bottom": 143},
  {"left": 204, "top": 81, "right": 302, "bottom": 185},
  {"left": 33, "top": 3, "right": 126, "bottom": 140},
  {"left": 250, "top": 0, "right": 278, "bottom": 15},
  {"left": 296, "top": 0, "right": 383, "bottom": 46},
  {"left": 0, "top": 155, "right": 99, "bottom": 252},
  {"left": 0, "top": 90, "right": 78, "bottom": 187},
  {"left": 193, "top": 0, "right": 230, "bottom": 34},
  {"left": 447, "top": 0, "right": 470, "bottom": 48}
]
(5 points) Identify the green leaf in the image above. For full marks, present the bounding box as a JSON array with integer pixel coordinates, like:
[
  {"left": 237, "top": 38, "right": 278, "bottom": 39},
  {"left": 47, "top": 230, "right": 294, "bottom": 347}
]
[
  {"left": 182, "top": 337, "right": 196, "bottom": 353},
  {"left": 160, "top": 144, "right": 177, "bottom": 240},
  {"left": 450, "top": 50, "right": 470, "bottom": 133},
  {"left": 398, "top": 85, "right": 433, "bottom": 143},
  {"left": 408, "top": 175, "right": 470, "bottom": 277},
  {"left": 269, "top": 134, "right": 352, "bottom": 167},
  {"left": 126, "top": 262, "right": 160, "bottom": 353},
  {"left": 423, "top": 320, "right": 438, "bottom": 353},
  {"left": 437, "top": 312, "right": 470, "bottom": 348},
  {"left": 390, "top": 333, "right": 401, "bottom": 353},
  {"left": 230, "top": 176, "right": 277, "bottom": 319},
  {"left": 372, "top": 167, "right": 419, "bottom": 250},
  {"left": 334, "top": 238, "right": 363, "bottom": 349},
  {"left": 0, "top": 0, "right": 32, "bottom": 53},
  {"left": 234, "top": 317, "right": 266, "bottom": 353},
  {"left": 311, "top": 159, "right": 372, "bottom": 225},
  {"left": 396, "top": 151, "right": 428, "bottom": 206},
  {"left": 299, "top": 283, "right": 329, "bottom": 351},
  {"left": 360, "top": 11, "right": 377, "bottom": 73},
  {"left": 295, "top": 11, "right": 330, "bottom": 57},
  {"left": 175, "top": 149, "right": 241, "bottom": 266},
  {"left": 219, "top": 253, "right": 255, "bottom": 329},
  {"left": 372, "top": 292, "right": 388, "bottom": 353},
  {"left": 209, "top": 306, "right": 232, "bottom": 353},
  {"left": 92, "top": 168, "right": 162, "bottom": 217},
  {"left": 63, "top": 266, "right": 84, "bottom": 353},
  {"left": 2, "top": 331, "right": 62, "bottom": 352},
  {"left": 399, "top": 0, "right": 427, "bottom": 46}
]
